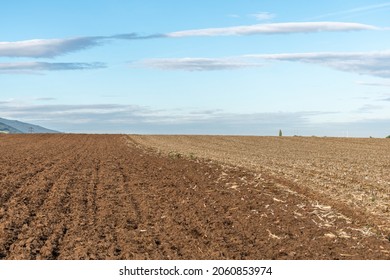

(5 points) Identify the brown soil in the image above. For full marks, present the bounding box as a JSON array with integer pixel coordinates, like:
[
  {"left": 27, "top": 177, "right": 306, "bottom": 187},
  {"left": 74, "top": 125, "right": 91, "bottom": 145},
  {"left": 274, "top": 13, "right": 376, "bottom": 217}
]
[{"left": 0, "top": 134, "right": 389, "bottom": 260}]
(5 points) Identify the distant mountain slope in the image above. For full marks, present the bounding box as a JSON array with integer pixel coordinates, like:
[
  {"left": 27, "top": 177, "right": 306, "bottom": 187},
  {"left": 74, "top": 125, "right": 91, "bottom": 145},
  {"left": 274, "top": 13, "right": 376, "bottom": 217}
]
[
  {"left": 0, "top": 122, "right": 23, "bottom": 134},
  {"left": 0, "top": 117, "right": 59, "bottom": 134}
]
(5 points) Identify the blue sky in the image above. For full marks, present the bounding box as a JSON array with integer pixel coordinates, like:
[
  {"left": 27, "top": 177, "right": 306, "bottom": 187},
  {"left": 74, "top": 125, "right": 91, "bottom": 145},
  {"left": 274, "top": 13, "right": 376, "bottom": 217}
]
[{"left": 1, "top": 0, "right": 390, "bottom": 136}]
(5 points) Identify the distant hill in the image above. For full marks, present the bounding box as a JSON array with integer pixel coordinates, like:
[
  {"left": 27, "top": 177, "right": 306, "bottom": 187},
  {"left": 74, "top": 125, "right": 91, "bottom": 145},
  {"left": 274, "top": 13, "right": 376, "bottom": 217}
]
[
  {"left": 0, "top": 117, "right": 59, "bottom": 134},
  {"left": 0, "top": 122, "right": 23, "bottom": 134}
]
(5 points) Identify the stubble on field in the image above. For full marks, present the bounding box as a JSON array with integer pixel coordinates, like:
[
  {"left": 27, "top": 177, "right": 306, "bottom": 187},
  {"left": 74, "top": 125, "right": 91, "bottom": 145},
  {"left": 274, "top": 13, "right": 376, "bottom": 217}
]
[{"left": 129, "top": 135, "right": 390, "bottom": 235}]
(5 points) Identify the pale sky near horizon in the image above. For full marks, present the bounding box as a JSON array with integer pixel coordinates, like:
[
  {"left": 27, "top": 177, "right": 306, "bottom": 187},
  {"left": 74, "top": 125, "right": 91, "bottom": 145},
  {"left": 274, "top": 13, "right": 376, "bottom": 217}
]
[{"left": 1, "top": 0, "right": 390, "bottom": 136}]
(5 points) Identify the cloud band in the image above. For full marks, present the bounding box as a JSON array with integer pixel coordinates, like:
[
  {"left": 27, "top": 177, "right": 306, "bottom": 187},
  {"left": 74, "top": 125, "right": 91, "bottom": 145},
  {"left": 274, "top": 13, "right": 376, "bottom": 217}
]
[
  {"left": 167, "top": 22, "right": 377, "bottom": 37},
  {"left": 139, "top": 50, "right": 390, "bottom": 78},
  {"left": 0, "top": 22, "right": 380, "bottom": 58},
  {"left": 0, "top": 62, "right": 106, "bottom": 73}
]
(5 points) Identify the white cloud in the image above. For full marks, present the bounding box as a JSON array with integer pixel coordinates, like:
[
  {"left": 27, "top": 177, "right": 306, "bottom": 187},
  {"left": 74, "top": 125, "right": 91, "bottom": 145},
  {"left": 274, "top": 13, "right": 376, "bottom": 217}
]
[
  {"left": 140, "top": 57, "right": 262, "bottom": 71},
  {"left": 0, "top": 34, "right": 163, "bottom": 58},
  {"left": 167, "top": 22, "right": 378, "bottom": 37},
  {"left": 140, "top": 51, "right": 390, "bottom": 78},
  {"left": 0, "top": 37, "right": 102, "bottom": 58},
  {"left": 0, "top": 62, "right": 105, "bottom": 74},
  {"left": 246, "top": 51, "right": 390, "bottom": 78},
  {"left": 356, "top": 81, "right": 390, "bottom": 87},
  {"left": 355, "top": 104, "right": 383, "bottom": 113},
  {"left": 34, "top": 97, "right": 57, "bottom": 101},
  {"left": 251, "top": 12, "right": 275, "bottom": 21}
]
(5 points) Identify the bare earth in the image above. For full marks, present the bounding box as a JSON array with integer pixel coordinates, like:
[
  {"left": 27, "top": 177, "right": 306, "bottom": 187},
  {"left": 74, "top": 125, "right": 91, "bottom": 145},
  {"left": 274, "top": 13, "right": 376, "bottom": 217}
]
[{"left": 0, "top": 134, "right": 389, "bottom": 260}]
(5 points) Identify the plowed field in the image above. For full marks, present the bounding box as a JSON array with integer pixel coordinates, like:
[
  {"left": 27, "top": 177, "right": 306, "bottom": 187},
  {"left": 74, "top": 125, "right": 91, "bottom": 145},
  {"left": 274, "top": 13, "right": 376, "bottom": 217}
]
[{"left": 1, "top": 134, "right": 389, "bottom": 260}]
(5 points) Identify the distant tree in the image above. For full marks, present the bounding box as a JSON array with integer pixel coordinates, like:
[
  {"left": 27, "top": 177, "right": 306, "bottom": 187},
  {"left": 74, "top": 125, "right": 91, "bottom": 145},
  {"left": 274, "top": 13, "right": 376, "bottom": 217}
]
[
  {"left": 279, "top": 129, "right": 283, "bottom": 137},
  {"left": 386, "top": 135, "right": 390, "bottom": 138}
]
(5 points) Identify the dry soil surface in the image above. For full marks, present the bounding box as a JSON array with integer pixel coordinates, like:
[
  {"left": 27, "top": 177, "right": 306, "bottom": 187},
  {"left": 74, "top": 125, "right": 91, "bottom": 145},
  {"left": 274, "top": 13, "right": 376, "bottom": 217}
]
[
  {"left": 0, "top": 134, "right": 389, "bottom": 260},
  {"left": 129, "top": 135, "right": 390, "bottom": 234}
]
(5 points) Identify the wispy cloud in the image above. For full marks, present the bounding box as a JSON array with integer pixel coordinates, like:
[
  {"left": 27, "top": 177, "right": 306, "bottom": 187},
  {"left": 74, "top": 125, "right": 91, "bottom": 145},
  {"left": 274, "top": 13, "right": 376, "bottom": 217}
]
[
  {"left": 250, "top": 12, "right": 275, "bottom": 21},
  {"left": 33, "top": 97, "right": 57, "bottom": 101},
  {"left": 312, "top": 2, "right": 390, "bottom": 20},
  {"left": 109, "top": 33, "right": 166, "bottom": 40},
  {"left": 167, "top": 22, "right": 378, "bottom": 37},
  {"left": 140, "top": 57, "right": 262, "bottom": 71},
  {"left": 356, "top": 81, "right": 390, "bottom": 87},
  {"left": 0, "top": 62, "right": 105, "bottom": 74},
  {"left": 247, "top": 51, "right": 390, "bottom": 78},
  {"left": 140, "top": 51, "right": 390, "bottom": 78},
  {"left": 355, "top": 104, "right": 383, "bottom": 113},
  {"left": 0, "top": 33, "right": 163, "bottom": 58},
  {"left": 0, "top": 37, "right": 102, "bottom": 58}
]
